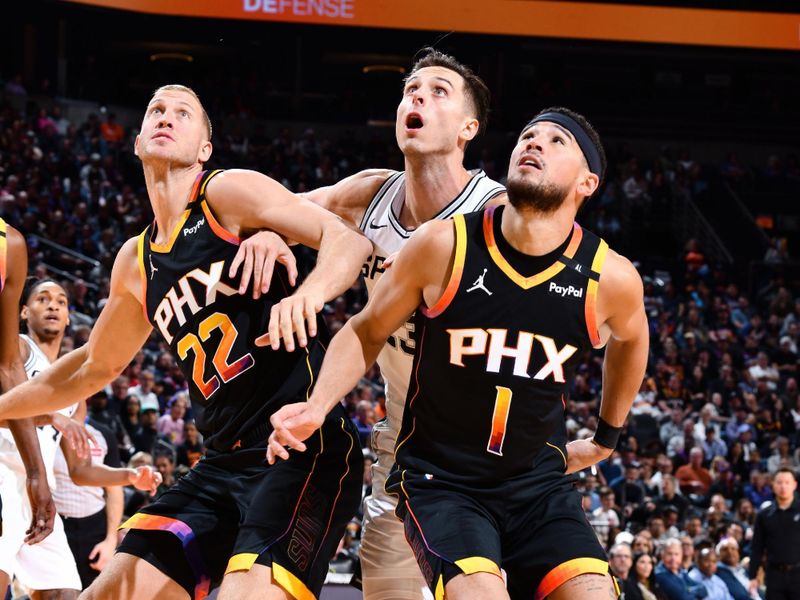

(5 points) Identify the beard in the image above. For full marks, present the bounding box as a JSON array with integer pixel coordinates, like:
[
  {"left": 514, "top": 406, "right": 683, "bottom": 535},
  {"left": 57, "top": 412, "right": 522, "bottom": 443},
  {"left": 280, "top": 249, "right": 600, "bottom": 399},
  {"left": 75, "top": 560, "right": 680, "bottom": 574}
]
[{"left": 506, "top": 173, "right": 569, "bottom": 213}]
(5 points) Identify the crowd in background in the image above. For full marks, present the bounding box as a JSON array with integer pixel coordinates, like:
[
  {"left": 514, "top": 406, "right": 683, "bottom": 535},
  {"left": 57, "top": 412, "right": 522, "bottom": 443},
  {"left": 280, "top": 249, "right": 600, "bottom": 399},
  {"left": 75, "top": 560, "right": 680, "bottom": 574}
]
[{"left": 1, "top": 90, "right": 799, "bottom": 596}]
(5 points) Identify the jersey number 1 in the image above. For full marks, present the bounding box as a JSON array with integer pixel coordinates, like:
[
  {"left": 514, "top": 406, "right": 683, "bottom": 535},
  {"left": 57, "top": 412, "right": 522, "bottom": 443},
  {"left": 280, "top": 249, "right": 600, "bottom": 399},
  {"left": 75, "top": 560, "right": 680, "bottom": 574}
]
[
  {"left": 177, "top": 312, "right": 255, "bottom": 399},
  {"left": 487, "top": 386, "right": 512, "bottom": 456}
]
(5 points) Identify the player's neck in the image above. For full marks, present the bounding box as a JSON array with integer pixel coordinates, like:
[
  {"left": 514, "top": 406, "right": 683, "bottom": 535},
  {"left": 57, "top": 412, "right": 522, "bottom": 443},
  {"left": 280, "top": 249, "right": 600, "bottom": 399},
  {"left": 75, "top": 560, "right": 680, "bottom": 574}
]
[
  {"left": 500, "top": 202, "right": 577, "bottom": 257},
  {"left": 777, "top": 496, "right": 795, "bottom": 509},
  {"left": 29, "top": 330, "right": 63, "bottom": 364},
  {"left": 400, "top": 154, "right": 471, "bottom": 229},
  {"left": 143, "top": 162, "right": 203, "bottom": 242}
]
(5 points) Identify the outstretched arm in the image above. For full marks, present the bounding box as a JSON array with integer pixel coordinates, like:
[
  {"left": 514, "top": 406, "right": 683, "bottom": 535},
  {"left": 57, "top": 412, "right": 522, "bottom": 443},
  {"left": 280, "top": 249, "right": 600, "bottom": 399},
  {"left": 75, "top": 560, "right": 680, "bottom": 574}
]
[
  {"left": 267, "top": 219, "right": 455, "bottom": 462},
  {"left": 566, "top": 252, "right": 649, "bottom": 473},
  {"left": 205, "top": 169, "right": 374, "bottom": 351},
  {"left": 0, "top": 226, "right": 55, "bottom": 543},
  {"left": 0, "top": 237, "right": 153, "bottom": 420}
]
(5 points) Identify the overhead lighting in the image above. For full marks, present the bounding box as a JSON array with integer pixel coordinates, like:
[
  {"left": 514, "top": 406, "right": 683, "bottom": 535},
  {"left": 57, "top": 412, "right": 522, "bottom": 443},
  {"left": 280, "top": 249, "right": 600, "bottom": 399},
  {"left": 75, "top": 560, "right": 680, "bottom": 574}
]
[
  {"left": 362, "top": 65, "right": 405, "bottom": 74},
  {"left": 150, "top": 53, "right": 194, "bottom": 63}
]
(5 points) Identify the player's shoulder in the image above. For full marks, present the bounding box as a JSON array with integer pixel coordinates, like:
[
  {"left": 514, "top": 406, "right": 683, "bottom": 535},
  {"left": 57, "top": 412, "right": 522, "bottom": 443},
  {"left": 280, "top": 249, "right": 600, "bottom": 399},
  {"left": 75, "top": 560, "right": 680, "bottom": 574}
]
[
  {"left": 600, "top": 248, "right": 642, "bottom": 293},
  {"left": 111, "top": 235, "right": 145, "bottom": 291},
  {"left": 4, "top": 223, "right": 26, "bottom": 253},
  {"left": 204, "top": 168, "right": 283, "bottom": 195},
  {"left": 407, "top": 219, "right": 456, "bottom": 257},
  {"left": 334, "top": 169, "right": 397, "bottom": 205}
]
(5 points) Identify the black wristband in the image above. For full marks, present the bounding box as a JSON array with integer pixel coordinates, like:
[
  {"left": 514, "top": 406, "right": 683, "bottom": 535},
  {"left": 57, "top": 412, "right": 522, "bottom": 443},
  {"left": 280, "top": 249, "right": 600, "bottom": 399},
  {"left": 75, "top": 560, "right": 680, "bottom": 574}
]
[{"left": 593, "top": 417, "right": 621, "bottom": 450}]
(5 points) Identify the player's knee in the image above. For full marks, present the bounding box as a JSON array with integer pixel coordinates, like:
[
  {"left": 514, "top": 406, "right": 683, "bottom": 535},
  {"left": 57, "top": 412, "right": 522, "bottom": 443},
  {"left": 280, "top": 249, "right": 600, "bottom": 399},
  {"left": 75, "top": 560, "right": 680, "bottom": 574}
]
[
  {"left": 547, "top": 573, "right": 617, "bottom": 600},
  {"left": 445, "top": 571, "right": 509, "bottom": 600}
]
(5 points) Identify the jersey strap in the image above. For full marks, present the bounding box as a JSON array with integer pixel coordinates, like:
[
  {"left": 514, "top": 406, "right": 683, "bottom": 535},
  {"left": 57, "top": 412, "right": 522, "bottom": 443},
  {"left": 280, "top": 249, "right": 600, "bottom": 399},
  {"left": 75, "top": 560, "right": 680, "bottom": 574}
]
[
  {"left": 584, "top": 239, "right": 610, "bottom": 348},
  {"left": 198, "top": 169, "right": 239, "bottom": 245},
  {"left": 421, "top": 214, "right": 467, "bottom": 319}
]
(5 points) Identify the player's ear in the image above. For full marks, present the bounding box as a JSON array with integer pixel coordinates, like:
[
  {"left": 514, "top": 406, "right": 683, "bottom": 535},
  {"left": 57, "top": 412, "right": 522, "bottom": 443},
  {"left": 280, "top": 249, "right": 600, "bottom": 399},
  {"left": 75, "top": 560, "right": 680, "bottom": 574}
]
[
  {"left": 20, "top": 306, "right": 28, "bottom": 320},
  {"left": 461, "top": 117, "right": 479, "bottom": 143},
  {"left": 134, "top": 134, "right": 140, "bottom": 157},
  {"left": 577, "top": 170, "right": 599, "bottom": 199},
  {"left": 198, "top": 140, "right": 212, "bottom": 163}
]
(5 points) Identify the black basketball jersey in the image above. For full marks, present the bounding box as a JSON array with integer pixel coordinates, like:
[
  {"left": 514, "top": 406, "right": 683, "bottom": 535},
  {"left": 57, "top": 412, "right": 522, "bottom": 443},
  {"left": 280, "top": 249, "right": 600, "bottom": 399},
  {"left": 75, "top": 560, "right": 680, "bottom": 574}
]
[
  {"left": 137, "top": 170, "right": 327, "bottom": 451},
  {"left": 394, "top": 205, "right": 609, "bottom": 483}
]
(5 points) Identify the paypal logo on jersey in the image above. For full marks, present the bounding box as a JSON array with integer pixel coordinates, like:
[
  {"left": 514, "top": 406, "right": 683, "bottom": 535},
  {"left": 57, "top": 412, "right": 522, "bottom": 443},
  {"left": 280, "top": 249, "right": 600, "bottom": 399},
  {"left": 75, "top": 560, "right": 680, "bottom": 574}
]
[
  {"left": 184, "top": 218, "right": 206, "bottom": 237},
  {"left": 549, "top": 282, "right": 583, "bottom": 299}
]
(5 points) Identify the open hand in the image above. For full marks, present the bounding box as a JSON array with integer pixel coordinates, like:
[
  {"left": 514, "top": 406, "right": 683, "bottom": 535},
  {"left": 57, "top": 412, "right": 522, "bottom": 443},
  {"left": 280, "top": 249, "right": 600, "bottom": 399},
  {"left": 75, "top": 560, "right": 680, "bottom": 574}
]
[{"left": 229, "top": 231, "right": 298, "bottom": 299}]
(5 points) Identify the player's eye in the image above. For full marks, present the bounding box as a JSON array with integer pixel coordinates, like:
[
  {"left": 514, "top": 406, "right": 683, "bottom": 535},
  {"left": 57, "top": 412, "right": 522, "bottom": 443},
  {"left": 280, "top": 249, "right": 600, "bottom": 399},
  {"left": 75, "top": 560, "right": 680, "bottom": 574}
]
[
  {"left": 433, "top": 87, "right": 447, "bottom": 96},
  {"left": 553, "top": 136, "right": 565, "bottom": 145},
  {"left": 405, "top": 85, "right": 418, "bottom": 94},
  {"left": 180, "top": 110, "right": 189, "bottom": 118}
]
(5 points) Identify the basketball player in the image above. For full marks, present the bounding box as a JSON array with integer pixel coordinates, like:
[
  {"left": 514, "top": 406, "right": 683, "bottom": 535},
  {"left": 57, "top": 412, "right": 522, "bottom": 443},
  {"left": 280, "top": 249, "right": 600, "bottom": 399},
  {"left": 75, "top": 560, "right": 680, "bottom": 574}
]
[
  {"left": 0, "top": 279, "right": 161, "bottom": 598},
  {"left": 0, "top": 218, "right": 58, "bottom": 596},
  {"left": 0, "top": 84, "right": 371, "bottom": 600},
  {"left": 237, "top": 49, "right": 505, "bottom": 599},
  {"left": 267, "top": 107, "right": 649, "bottom": 600}
]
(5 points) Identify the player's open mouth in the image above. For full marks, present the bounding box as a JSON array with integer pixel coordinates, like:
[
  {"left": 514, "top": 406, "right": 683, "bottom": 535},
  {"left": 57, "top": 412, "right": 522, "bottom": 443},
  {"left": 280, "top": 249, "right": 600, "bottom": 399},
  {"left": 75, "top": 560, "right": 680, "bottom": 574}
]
[
  {"left": 406, "top": 113, "right": 424, "bottom": 130},
  {"left": 518, "top": 155, "right": 542, "bottom": 170}
]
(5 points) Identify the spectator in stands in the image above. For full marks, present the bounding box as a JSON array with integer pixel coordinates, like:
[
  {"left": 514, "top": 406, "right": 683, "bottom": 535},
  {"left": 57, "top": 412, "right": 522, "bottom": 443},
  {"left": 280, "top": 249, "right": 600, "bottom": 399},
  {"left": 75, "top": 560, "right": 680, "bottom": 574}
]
[
  {"left": 100, "top": 112, "right": 124, "bottom": 145},
  {"left": 176, "top": 421, "right": 204, "bottom": 469},
  {"left": 689, "top": 548, "right": 733, "bottom": 600},
  {"left": 153, "top": 452, "right": 176, "bottom": 499},
  {"left": 703, "top": 428, "right": 728, "bottom": 462},
  {"left": 591, "top": 486, "right": 621, "bottom": 548},
  {"left": 128, "top": 369, "right": 159, "bottom": 412},
  {"left": 743, "top": 471, "right": 773, "bottom": 508},
  {"left": 156, "top": 392, "right": 187, "bottom": 446},
  {"left": 657, "top": 475, "right": 691, "bottom": 521},
  {"left": 634, "top": 532, "right": 656, "bottom": 558},
  {"left": 766, "top": 436, "right": 798, "bottom": 474},
  {"left": 351, "top": 399, "right": 374, "bottom": 447},
  {"left": 654, "top": 538, "right": 709, "bottom": 599},
  {"left": 609, "top": 542, "right": 634, "bottom": 582},
  {"left": 613, "top": 461, "right": 648, "bottom": 508},
  {"left": 715, "top": 539, "right": 758, "bottom": 600},
  {"left": 131, "top": 406, "right": 160, "bottom": 455},
  {"left": 748, "top": 352, "right": 780, "bottom": 392},
  {"left": 676, "top": 447, "right": 713, "bottom": 497},
  {"left": 624, "top": 552, "right": 661, "bottom": 600},
  {"left": 120, "top": 395, "right": 140, "bottom": 439}
]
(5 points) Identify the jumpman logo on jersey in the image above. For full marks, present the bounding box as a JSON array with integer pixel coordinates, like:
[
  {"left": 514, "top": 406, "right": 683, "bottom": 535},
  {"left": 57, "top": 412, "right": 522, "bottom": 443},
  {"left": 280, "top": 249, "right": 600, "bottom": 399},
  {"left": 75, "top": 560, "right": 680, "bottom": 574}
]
[
  {"left": 467, "top": 268, "right": 493, "bottom": 296},
  {"left": 149, "top": 255, "right": 159, "bottom": 280}
]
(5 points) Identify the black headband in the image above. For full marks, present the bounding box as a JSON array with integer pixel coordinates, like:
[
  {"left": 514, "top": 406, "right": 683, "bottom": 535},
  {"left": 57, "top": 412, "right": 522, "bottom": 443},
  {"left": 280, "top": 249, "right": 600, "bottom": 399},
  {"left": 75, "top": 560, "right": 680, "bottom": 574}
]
[{"left": 524, "top": 112, "right": 603, "bottom": 181}]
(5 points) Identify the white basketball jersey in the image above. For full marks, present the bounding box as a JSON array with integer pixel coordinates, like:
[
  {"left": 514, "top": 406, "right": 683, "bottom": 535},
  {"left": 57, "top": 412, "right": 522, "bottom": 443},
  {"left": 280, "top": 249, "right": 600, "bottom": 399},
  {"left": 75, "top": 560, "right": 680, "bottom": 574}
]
[
  {"left": 0, "top": 335, "right": 78, "bottom": 488},
  {"left": 358, "top": 169, "right": 504, "bottom": 457}
]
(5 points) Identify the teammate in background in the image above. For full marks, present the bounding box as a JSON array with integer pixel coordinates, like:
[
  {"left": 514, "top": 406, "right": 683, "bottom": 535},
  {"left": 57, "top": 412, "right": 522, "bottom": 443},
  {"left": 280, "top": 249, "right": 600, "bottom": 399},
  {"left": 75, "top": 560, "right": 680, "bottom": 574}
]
[
  {"left": 17, "top": 278, "right": 161, "bottom": 590},
  {"left": 0, "top": 84, "right": 371, "bottom": 600},
  {"left": 267, "top": 107, "right": 649, "bottom": 599},
  {"left": 0, "top": 220, "right": 58, "bottom": 597},
  {"left": 237, "top": 48, "right": 505, "bottom": 599}
]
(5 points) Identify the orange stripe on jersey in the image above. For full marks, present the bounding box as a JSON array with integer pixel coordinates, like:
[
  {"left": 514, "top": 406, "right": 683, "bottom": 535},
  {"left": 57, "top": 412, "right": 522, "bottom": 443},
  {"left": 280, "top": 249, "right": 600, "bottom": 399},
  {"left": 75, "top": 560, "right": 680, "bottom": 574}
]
[
  {"left": 483, "top": 206, "right": 583, "bottom": 290},
  {"left": 198, "top": 169, "right": 240, "bottom": 244},
  {"left": 535, "top": 557, "right": 609, "bottom": 600},
  {"left": 0, "top": 218, "right": 7, "bottom": 293},
  {"left": 584, "top": 240, "right": 609, "bottom": 348},
  {"left": 200, "top": 200, "right": 240, "bottom": 245},
  {"left": 421, "top": 215, "right": 466, "bottom": 318}
]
